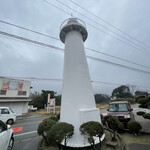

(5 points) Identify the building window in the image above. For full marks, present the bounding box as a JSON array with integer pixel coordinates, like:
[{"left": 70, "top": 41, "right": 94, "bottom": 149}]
[
  {"left": 18, "top": 91, "right": 27, "bottom": 95},
  {"left": 0, "top": 90, "right": 6, "bottom": 95}
]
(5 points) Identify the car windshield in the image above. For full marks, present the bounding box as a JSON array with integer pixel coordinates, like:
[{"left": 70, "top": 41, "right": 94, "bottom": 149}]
[
  {"left": 9, "top": 108, "right": 14, "bottom": 113},
  {"left": 109, "top": 103, "right": 128, "bottom": 112}
]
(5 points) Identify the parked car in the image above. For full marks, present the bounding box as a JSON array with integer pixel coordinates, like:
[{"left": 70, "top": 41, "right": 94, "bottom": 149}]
[
  {"left": 0, "top": 120, "right": 14, "bottom": 150},
  {"left": 28, "top": 105, "right": 37, "bottom": 111},
  {"left": 0, "top": 107, "right": 16, "bottom": 125},
  {"left": 107, "top": 101, "right": 135, "bottom": 125}
]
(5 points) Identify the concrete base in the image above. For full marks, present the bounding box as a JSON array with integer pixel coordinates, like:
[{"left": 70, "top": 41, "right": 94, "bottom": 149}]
[
  {"left": 62, "top": 134, "right": 105, "bottom": 150},
  {"left": 62, "top": 134, "right": 105, "bottom": 148}
]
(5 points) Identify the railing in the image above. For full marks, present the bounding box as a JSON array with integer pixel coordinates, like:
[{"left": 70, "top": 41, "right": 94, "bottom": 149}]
[{"left": 60, "top": 18, "right": 86, "bottom": 30}]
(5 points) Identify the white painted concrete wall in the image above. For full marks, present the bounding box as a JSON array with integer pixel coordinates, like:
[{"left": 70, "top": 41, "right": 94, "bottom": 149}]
[{"left": 60, "top": 30, "right": 101, "bottom": 147}]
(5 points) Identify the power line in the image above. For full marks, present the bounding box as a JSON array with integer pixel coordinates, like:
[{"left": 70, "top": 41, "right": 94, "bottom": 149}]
[
  {"left": 44, "top": 0, "right": 150, "bottom": 55},
  {"left": 87, "top": 55, "right": 150, "bottom": 75},
  {"left": 85, "top": 47, "right": 150, "bottom": 70},
  {"left": 43, "top": 0, "right": 71, "bottom": 16},
  {"left": 0, "top": 19, "right": 149, "bottom": 69},
  {"left": 69, "top": 0, "right": 150, "bottom": 49},
  {"left": 0, "top": 20, "right": 60, "bottom": 41},
  {"left": 0, "top": 30, "right": 150, "bottom": 75},
  {"left": 1, "top": 76, "right": 150, "bottom": 88},
  {"left": 0, "top": 30, "right": 64, "bottom": 52}
]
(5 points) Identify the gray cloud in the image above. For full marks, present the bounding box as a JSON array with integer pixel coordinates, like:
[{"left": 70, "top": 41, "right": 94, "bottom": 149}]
[{"left": 0, "top": 0, "right": 150, "bottom": 95}]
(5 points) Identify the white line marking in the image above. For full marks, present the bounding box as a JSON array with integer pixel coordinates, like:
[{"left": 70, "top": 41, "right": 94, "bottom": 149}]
[{"left": 14, "top": 130, "right": 37, "bottom": 137}]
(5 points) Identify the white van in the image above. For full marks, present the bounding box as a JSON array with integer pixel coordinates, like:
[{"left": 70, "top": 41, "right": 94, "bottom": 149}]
[{"left": 0, "top": 107, "right": 16, "bottom": 125}]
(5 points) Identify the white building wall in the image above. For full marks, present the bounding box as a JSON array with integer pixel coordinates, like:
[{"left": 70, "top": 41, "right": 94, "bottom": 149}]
[
  {"left": 0, "top": 77, "right": 31, "bottom": 116},
  {"left": 22, "top": 101, "right": 28, "bottom": 114},
  {"left": 0, "top": 78, "right": 31, "bottom": 97}
]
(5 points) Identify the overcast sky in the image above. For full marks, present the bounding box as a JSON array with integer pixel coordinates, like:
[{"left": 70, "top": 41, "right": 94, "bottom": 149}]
[{"left": 0, "top": 0, "right": 150, "bottom": 95}]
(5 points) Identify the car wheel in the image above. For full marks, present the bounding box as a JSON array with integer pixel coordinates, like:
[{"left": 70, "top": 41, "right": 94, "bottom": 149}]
[
  {"left": 7, "top": 136, "right": 14, "bottom": 150},
  {"left": 7, "top": 119, "right": 14, "bottom": 125}
]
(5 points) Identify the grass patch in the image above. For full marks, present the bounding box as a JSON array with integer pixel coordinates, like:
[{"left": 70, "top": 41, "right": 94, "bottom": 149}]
[
  {"left": 33, "top": 106, "right": 60, "bottom": 115},
  {"left": 96, "top": 104, "right": 108, "bottom": 109},
  {"left": 120, "top": 132, "right": 150, "bottom": 145}
]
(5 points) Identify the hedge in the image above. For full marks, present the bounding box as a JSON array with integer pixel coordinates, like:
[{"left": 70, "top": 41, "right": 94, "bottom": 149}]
[
  {"left": 136, "top": 111, "right": 146, "bottom": 116},
  {"left": 127, "top": 121, "right": 142, "bottom": 135},
  {"left": 143, "top": 113, "right": 150, "bottom": 120}
]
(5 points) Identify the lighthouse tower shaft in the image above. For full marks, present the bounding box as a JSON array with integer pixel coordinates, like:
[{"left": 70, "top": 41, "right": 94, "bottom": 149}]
[{"left": 60, "top": 18, "right": 101, "bottom": 147}]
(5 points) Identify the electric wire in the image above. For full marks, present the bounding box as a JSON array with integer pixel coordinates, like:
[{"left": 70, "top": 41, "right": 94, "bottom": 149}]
[
  {"left": 69, "top": 0, "right": 150, "bottom": 49},
  {"left": 0, "top": 20, "right": 60, "bottom": 41},
  {"left": 0, "top": 19, "right": 150, "bottom": 69},
  {"left": 1, "top": 76, "right": 150, "bottom": 88},
  {"left": 44, "top": 0, "right": 150, "bottom": 55},
  {"left": 0, "top": 30, "right": 150, "bottom": 75},
  {"left": 86, "top": 47, "right": 150, "bottom": 70}
]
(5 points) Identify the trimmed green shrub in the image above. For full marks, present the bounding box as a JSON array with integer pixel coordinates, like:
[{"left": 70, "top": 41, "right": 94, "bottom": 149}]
[
  {"left": 127, "top": 121, "right": 142, "bottom": 135},
  {"left": 143, "top": 113, "right": 150, "bottom": 120},
  {"left": 102, "top": 115, "right": 124, "bottom": 140},
  {"left": 138, "top": 98, "right": 148, "bottom": 105},
  {"left": 47, "top": 122, "right": 74, "bottom": 149},
  {"left": 117, "top": 121, "right": 125, "bottom": 133},
  {"left": 139, "top": 104, "right": 148, "bottom": 108},
  {"left": 136, "top": 111, "right": 146, "bottom": 116},
  {"left": 37, "top": 118, "right": 56, "bottom": 145},
  {"left": 80, "top": 121, "right": 104, "bottom": 150},
  {"left": 110, "top": 98, "right": 135, "bottom": 104},
  {"left": 50, "top": 116, "right": 58, "bottom": 122},
  {"left": 135, "top": 95, "right": 146, "bottom": 103},
  {"left": 137, "top": 98, "right": 148, "bottom": 108}
]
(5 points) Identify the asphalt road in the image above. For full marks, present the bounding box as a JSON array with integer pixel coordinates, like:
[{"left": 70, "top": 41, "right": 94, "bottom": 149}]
[{"left": 12, "top": 113, "right": 49, "bottom": 150}]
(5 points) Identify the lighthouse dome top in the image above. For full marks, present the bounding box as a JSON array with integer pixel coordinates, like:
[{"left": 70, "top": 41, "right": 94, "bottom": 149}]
[{"left": 60, "top": 18, "right": 88, "bottom": 43}]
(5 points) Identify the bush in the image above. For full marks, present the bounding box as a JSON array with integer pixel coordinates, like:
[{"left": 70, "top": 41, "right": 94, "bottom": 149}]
[
  {"left": 136, "top": 111, "right": 146, "bottom": 116},
  {"left": 47, "top": 122, "right": 74, "bottom": 148},
  {"left": 143, "top": 113, "right": 150, "bottom": 120},
  {"left": 37, "top": 118, "right": 56, "bottom": 145},
  {"left": 127, "top": 121, "right": 142, "bottom": 135},
  {"left": 110, "top": 98, "right": 135, "bottom": 104},
  {"left": 137, "top": 98, "right": 148, "bottom": 105},
  {"left": 117, "top": 121, "right": 125, "bottom": 133},
  {"left": 50, "top": 116, "right": 59, "bottom": 122},
  {"left": 102, "top": 115, "right": 124, "bottom": 140},
  {"left": 135, "top": 95, "right": 146, "bottom": 103},
  {"left": 80, "top": 121, "right": 104, "bottom": 150},
  {"left": 139, "top": 104, "right": 148, "bottom": 108}
]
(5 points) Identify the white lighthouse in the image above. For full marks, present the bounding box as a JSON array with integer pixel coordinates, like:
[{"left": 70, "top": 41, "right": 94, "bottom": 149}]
[{"left": 60, "top": 18, "right": 102, "bottom": 148}]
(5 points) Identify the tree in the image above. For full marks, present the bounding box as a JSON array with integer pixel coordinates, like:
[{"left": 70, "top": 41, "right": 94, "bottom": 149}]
[
  {"left": 135, "top": 91, "right": 148, "bottom": 97},
  {"left": 37, "top": 118, "right": 56, "bottom": 145},
  {"left": 80, "top": 121, "right": 104, "bottom": 150},
  {"left": 137, "top": 97, "right": 149, "bottom": 108},
  {"left": 47, "top": 122, "right": 74, "bottom": 150},
  {"left": 30, "top": 90, "right": 57, "bottom": 109},
  {"left": 55, "top": 95, "right": 61, "bottom": 106},
  {"left": 112, "top": 85, "right": 133, "bottom": 98},
  {"left": 94, "top": 94, "right": 110, "bottom": 104},
  {"left": 41, "top": 90, "right": 55, "bottom": 106}
]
